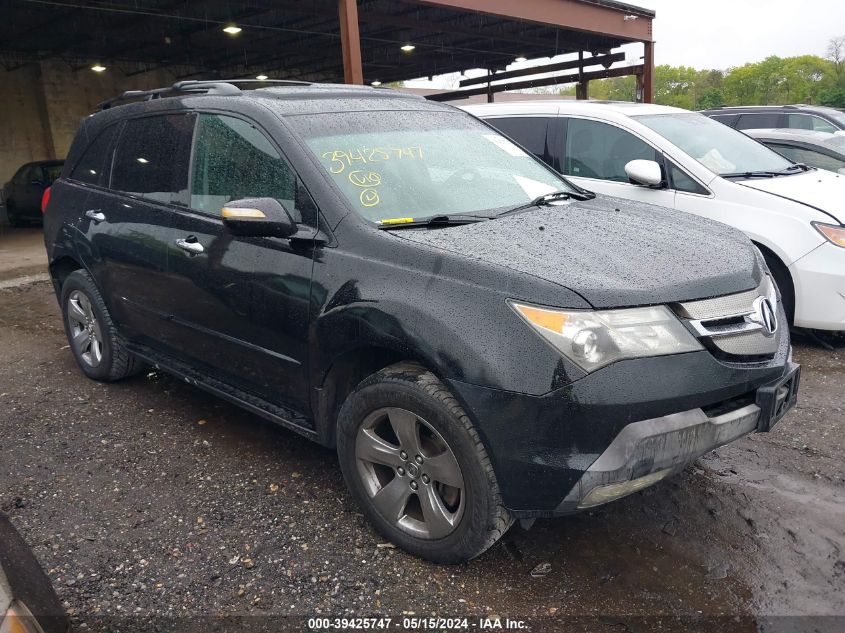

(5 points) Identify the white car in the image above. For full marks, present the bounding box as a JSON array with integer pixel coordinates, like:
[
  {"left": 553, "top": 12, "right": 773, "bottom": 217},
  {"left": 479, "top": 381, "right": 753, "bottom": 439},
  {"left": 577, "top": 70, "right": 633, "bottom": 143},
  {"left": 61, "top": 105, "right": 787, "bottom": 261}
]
[{"left": 464, "top": 101, "right": 845, "bottom": 332}]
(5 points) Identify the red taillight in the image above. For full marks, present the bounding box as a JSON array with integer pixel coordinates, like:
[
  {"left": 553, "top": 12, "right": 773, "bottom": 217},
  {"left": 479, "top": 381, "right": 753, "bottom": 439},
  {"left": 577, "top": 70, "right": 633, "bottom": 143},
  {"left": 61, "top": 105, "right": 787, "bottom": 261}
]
[{"left": 40, "top": 186, "right": 51, "bottom": 214}]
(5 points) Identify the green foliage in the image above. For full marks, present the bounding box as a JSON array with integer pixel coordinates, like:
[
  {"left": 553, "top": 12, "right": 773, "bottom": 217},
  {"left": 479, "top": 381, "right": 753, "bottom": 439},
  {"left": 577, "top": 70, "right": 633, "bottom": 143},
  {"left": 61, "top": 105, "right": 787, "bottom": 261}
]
[
  {"left": 567, "top": 37, "right": 845, "bottom": 109},
  {"left": 818, "top": 87, "right": 845, "bottom": 107}
]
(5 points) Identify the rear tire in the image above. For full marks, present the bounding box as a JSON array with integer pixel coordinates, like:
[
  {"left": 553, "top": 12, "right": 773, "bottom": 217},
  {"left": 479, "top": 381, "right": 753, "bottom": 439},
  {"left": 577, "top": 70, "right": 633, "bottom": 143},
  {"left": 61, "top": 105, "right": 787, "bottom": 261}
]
[
  {"left": 60, "top": 270, "right": 144, "bottom": 381},
  {"left": 337, "top": 362, "right": 512, "bottom": 563}
]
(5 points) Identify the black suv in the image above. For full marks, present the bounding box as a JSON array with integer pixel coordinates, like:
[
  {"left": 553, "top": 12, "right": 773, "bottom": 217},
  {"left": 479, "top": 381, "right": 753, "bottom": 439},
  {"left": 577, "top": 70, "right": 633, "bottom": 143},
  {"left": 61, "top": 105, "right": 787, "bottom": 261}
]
[
  {"left": 701, "top": 104, "right": 845, "bottom": 133},
  {"left": 44, "top": 80, "right": 800, "bottom": 562}
]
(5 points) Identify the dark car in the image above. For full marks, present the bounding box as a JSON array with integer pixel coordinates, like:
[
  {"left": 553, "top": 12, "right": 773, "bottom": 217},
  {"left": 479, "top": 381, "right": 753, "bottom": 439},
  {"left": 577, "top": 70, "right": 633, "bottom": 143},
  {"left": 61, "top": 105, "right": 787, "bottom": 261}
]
[
  {"left": 1, "top": 513, "right": 69, "bottom": 633},
  {"left": 701, "top": 104, "right": 845, "bottom": 133},
  {"left": 43, "top": 80, "right": 799, "bottom": 562},
  {"left": 744, "top": 128, "right": 845, "bottom": 174},
  {"left": 2, "top": 160, "right": 63, "bottom": 226}
]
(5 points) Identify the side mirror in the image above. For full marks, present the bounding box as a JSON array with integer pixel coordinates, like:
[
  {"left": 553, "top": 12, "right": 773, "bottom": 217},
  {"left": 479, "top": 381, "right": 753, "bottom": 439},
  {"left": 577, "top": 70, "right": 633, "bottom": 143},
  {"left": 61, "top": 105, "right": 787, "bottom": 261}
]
[
  {"left": 221, "top": 197, "right": 297, "bottom": 238},
  {"left": 625, "top": 159, "right": 664, "bottom": 188}
]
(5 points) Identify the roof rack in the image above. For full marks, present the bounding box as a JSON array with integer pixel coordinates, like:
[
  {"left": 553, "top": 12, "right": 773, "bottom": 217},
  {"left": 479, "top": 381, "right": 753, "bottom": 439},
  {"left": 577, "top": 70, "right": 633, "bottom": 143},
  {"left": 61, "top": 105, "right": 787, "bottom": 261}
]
[{"left": 97, "top": 78, "right": 311, "bottom": 111}]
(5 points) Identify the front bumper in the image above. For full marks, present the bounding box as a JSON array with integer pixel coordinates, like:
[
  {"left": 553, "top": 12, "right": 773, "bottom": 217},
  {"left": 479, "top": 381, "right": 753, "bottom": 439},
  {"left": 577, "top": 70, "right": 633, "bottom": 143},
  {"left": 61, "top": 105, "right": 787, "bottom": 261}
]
[
  {"left": 557, "top": 361, "right": 799, "bottom": 513},
  {"left": 790, "top": 241, "right": 845, "bottom": 331},
  {"left": 447, "top": 328, "right": 794, "bottom": 517}
]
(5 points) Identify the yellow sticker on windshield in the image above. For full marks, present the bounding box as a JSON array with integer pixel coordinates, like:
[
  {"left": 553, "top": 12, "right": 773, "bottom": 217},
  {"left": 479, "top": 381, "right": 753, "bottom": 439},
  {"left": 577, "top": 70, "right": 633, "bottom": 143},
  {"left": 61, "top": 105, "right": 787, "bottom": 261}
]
[{"left": 379, "top": 217, "right": 415, "bottom": 225}]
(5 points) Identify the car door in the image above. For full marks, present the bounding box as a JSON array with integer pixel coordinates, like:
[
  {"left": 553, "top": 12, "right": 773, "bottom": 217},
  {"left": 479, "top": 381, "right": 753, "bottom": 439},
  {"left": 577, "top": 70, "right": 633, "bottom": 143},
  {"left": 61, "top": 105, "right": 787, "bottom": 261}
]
[
  {"left": 162, "top": 112, "right": 315, "bottom": 412},
  {"left": 554, "top": 117, "right": 677, "bottom": 209},
  {"left": 81, "top": 113, "right": 196, "bottom": 348}
]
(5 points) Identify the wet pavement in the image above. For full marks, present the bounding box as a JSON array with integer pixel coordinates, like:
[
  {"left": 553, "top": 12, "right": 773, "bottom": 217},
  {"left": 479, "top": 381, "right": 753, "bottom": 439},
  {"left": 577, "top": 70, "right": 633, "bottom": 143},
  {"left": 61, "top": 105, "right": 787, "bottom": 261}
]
[{"left": 1, "top": 279, "right": 843, "bottom": 632}]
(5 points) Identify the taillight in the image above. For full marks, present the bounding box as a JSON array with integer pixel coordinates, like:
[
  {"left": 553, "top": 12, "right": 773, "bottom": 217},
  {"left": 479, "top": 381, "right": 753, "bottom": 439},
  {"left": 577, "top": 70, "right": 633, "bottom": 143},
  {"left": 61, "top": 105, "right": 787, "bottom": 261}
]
[{"left": 40, "top": 187, "right": 51, "bottom": 215}]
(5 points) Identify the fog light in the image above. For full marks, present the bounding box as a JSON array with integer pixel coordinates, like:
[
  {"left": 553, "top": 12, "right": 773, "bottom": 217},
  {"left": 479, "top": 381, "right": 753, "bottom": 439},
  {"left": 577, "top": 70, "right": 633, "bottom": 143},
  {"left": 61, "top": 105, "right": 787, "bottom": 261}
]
[
  {"left": 578, "top": 468, "right": 673, "bottom": 509},
  {"left": 1, "top": 601, "right": 46, "bottom": 633}
]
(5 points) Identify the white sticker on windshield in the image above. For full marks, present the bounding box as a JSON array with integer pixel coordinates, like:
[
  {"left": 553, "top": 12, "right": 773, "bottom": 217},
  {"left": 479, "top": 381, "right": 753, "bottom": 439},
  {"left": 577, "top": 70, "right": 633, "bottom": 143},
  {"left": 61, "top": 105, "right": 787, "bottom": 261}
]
[
  {"left": 514, "top": 176, "right": 559, "bottom": 200},
  {"left": 483, "top": 134, "right": 528, "bottom": 157}
]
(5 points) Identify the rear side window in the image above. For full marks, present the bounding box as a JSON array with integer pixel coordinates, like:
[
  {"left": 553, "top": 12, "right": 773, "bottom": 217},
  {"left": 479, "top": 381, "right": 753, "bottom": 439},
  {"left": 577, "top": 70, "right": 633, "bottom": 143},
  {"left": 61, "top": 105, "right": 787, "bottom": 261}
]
[
  {"left": 563, "top": 118, "right": 658, "bottom": 182},
  {"left": 736, "top": 113, "right": 781, "bottom": 130},
  {"left": 486, "top": 117, "right": 551, "bottom": 163},
  {"left": 111, "top": 114, "right": 195, "bottom": 205},
  {"left": 190, "top": 114, "right": 296, "bottom": 216},
  {"left": 70, "top": 126, "right": 119, "bottom": 186}
]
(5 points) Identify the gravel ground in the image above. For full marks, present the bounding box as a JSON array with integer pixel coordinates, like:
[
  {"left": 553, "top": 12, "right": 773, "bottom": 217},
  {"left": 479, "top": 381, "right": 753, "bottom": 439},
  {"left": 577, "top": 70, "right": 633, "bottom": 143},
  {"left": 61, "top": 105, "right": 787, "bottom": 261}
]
[{"left": 1, "top": 279, "right": 843, "bottom": 632}]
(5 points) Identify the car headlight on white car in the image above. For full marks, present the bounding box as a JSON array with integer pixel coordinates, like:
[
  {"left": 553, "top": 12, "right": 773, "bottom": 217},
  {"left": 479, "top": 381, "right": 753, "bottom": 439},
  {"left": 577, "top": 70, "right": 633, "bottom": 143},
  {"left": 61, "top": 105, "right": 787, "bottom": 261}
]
[
  {"left": 509, "top": 301, "right": 702, "bottom": 373},
  {"left": 812, "top": 222, "right": 845, "bottom": 248}
]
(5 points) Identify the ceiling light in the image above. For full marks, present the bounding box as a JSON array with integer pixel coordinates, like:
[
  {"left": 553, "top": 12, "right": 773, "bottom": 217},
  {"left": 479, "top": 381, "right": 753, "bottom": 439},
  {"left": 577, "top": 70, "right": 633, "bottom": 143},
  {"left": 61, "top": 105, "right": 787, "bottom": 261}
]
[
  {"left": 91, "top": 64, "right": 106, "bottom": 72},
  {"left": 371, "top": 80, "right": 382, "bottom": 86},
  {"left": 400, "top": 44, "right": 415, "bottom": 52},
  {"left": 514, "top": 56, "right": 527, "bottom": 63},
  {"left": 223, "top": 25, "right": 242, "bottom": 35},
  {"left": 136, "top": 157, "right": 149, "bottom": 164},
  {"left": 255, "top": 74, "right": 268, "bottom": 80}
]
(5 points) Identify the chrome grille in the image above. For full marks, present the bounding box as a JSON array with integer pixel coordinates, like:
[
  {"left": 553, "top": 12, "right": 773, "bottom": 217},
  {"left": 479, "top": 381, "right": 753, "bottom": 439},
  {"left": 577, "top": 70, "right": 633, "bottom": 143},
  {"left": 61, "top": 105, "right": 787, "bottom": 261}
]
[{"left": 675, "top": 276, "right": 780, "bottom": 359}]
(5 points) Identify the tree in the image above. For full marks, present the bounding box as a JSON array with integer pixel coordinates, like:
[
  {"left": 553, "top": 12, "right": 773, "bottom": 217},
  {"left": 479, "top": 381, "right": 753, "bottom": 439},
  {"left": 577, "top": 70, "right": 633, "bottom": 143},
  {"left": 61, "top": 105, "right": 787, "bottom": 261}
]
[{"left": 827, "top": 36, "right": 845, "bottom": 83}]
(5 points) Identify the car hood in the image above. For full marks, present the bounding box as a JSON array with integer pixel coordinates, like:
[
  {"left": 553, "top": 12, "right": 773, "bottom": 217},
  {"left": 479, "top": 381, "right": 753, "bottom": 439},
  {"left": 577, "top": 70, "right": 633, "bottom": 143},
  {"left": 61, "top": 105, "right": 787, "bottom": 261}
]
[
  {"left": 737, "top": 169, "right": 844, "bottom": 224},
  {"left": 393, "top": 195, "right": 760, "bottom": 309}
]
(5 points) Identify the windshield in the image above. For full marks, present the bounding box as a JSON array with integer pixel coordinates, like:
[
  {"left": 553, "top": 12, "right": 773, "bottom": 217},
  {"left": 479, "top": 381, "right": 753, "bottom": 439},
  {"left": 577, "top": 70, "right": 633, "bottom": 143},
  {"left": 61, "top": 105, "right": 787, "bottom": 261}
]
[
  {"left": 290, "top": 110, "right": 572, "bottom": 222},
  {"left": 635, "top": 113, "right": 794, "bottom": 176}
]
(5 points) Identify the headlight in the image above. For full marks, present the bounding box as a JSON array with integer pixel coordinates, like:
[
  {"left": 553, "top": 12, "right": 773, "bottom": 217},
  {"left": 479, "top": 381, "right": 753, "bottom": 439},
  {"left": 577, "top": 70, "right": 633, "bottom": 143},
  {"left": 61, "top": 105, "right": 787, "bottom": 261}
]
[
  {"left": 509, "top": 301, "right": 702, "bottom": 372},
  {"left": 812, "top": 222, "right": 845, "bottom": 248}
]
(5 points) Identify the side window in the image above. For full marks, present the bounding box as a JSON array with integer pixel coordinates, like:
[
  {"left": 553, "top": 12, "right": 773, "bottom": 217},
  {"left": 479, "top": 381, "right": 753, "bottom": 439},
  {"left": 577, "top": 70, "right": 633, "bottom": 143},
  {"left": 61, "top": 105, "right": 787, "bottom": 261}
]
[
  {"left": 667, "top": 160, "right": 708, "bottom": 195},
  {"left": 486, "top": 117, "right": 551, "bottom": 164},
  {"left": 786, "top": 114, "right": 838, "bottom": 134},
  {"left": 563, "top": 118, "right": 658, "bottom": 182},
  {"left": 736, "top": 113, "right": 781, "bottom": 130},
  {"left": 771, "top": 144, "right": 845, "bottom": 172},
  {"left": 69, "top": 125, "right": 120, "bottom": 187},
  {"left": 111, "top": 114, "right": 195, "bottom": 205},
  {"left": 15, "top": 165, "right": 35, "bottom": 185},
  {"left": 190, "top": 114, "right": 297, "bottom": 218}
]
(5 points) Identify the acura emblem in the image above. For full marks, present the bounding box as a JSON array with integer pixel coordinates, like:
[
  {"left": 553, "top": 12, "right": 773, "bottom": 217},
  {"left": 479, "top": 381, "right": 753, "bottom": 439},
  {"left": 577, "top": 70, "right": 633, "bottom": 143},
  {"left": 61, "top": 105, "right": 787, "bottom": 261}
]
[{"left": 748, "top": 296, "right": 778, "bottom": 337}]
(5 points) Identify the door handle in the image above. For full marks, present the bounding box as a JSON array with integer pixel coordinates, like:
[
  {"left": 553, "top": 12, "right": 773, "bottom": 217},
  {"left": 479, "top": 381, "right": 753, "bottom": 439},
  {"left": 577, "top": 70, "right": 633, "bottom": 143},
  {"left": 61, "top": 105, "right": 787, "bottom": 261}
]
[
  {"left": 175, "top": 237, "right": 204, "bottom": 255},
  {"left": 85, "top": 209, "right": 105, "bottom": 223}
]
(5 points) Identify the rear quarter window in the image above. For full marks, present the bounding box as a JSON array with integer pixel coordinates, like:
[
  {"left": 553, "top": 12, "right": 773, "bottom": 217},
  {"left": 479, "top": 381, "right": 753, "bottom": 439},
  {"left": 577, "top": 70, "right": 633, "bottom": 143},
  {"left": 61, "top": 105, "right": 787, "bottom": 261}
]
[{"left": 69, "top": 125, "right": 120, "bottom": 186}]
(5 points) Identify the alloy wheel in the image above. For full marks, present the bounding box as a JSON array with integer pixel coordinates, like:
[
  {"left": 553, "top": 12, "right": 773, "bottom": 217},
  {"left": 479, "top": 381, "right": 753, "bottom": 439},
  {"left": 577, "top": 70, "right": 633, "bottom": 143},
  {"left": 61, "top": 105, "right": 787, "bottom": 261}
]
[
  {"left": 355, "top": 407, "right": 465, "bottom": 539},
  {"left": 66, "top": 290, "right": 103, "bottom": 367}
]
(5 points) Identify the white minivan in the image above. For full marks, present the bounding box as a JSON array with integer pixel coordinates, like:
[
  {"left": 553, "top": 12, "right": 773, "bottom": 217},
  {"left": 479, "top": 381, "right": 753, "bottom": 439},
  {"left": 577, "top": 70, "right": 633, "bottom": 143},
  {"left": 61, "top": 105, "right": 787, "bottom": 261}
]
[{"left": 465, "top": 101, "right": 845, "bottom": 332}]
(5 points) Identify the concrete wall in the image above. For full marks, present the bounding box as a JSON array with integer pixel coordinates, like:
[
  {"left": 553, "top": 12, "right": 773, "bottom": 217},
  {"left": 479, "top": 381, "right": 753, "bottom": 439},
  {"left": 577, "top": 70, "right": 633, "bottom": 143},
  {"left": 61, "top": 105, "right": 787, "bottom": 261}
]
[{"left": 0, "top": 61, "right": 177, "bottom": 187}]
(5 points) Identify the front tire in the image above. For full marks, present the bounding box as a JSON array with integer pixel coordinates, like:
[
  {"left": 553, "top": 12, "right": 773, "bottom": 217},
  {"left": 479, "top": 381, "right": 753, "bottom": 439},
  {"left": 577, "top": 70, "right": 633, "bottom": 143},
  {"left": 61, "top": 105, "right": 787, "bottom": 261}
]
[
  {"left": 60, "top": 270, "right": 143, "bottom": 381},
  {"left": 337, "top": 362, "right": 512, "bottom": 563},
  {"left": 5, "top": 201, "right": 21, "bottom": 227},
  {"left": 763, "top": 252, "right": 795, "bottom": 326}
]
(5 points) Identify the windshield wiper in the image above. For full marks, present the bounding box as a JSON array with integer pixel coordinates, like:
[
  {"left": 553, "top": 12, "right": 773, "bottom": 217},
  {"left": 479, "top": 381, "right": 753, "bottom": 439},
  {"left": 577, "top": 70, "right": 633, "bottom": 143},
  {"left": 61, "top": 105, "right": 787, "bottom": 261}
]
[
  {"left": 722, "top": 165, "right": 808, "bottom": 179},
  {"left": 377, "top": 214, "right": 491, "bottom": 230},
  {"left": 778, "top": 163, "right": 811, "bottom": 173},
  {"left": 497, "top": 190, "right": 593, "bottom": 218}
]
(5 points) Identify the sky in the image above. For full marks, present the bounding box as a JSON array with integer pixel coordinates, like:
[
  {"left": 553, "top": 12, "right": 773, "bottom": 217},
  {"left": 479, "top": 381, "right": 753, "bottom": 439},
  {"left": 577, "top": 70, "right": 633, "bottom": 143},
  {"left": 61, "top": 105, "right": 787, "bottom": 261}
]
[
  {"left": 407, "top": 0, "right": 845, "bottom": 88},
  {"left": 629, "top": 0, "right": 845, "bottom": 69}
]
